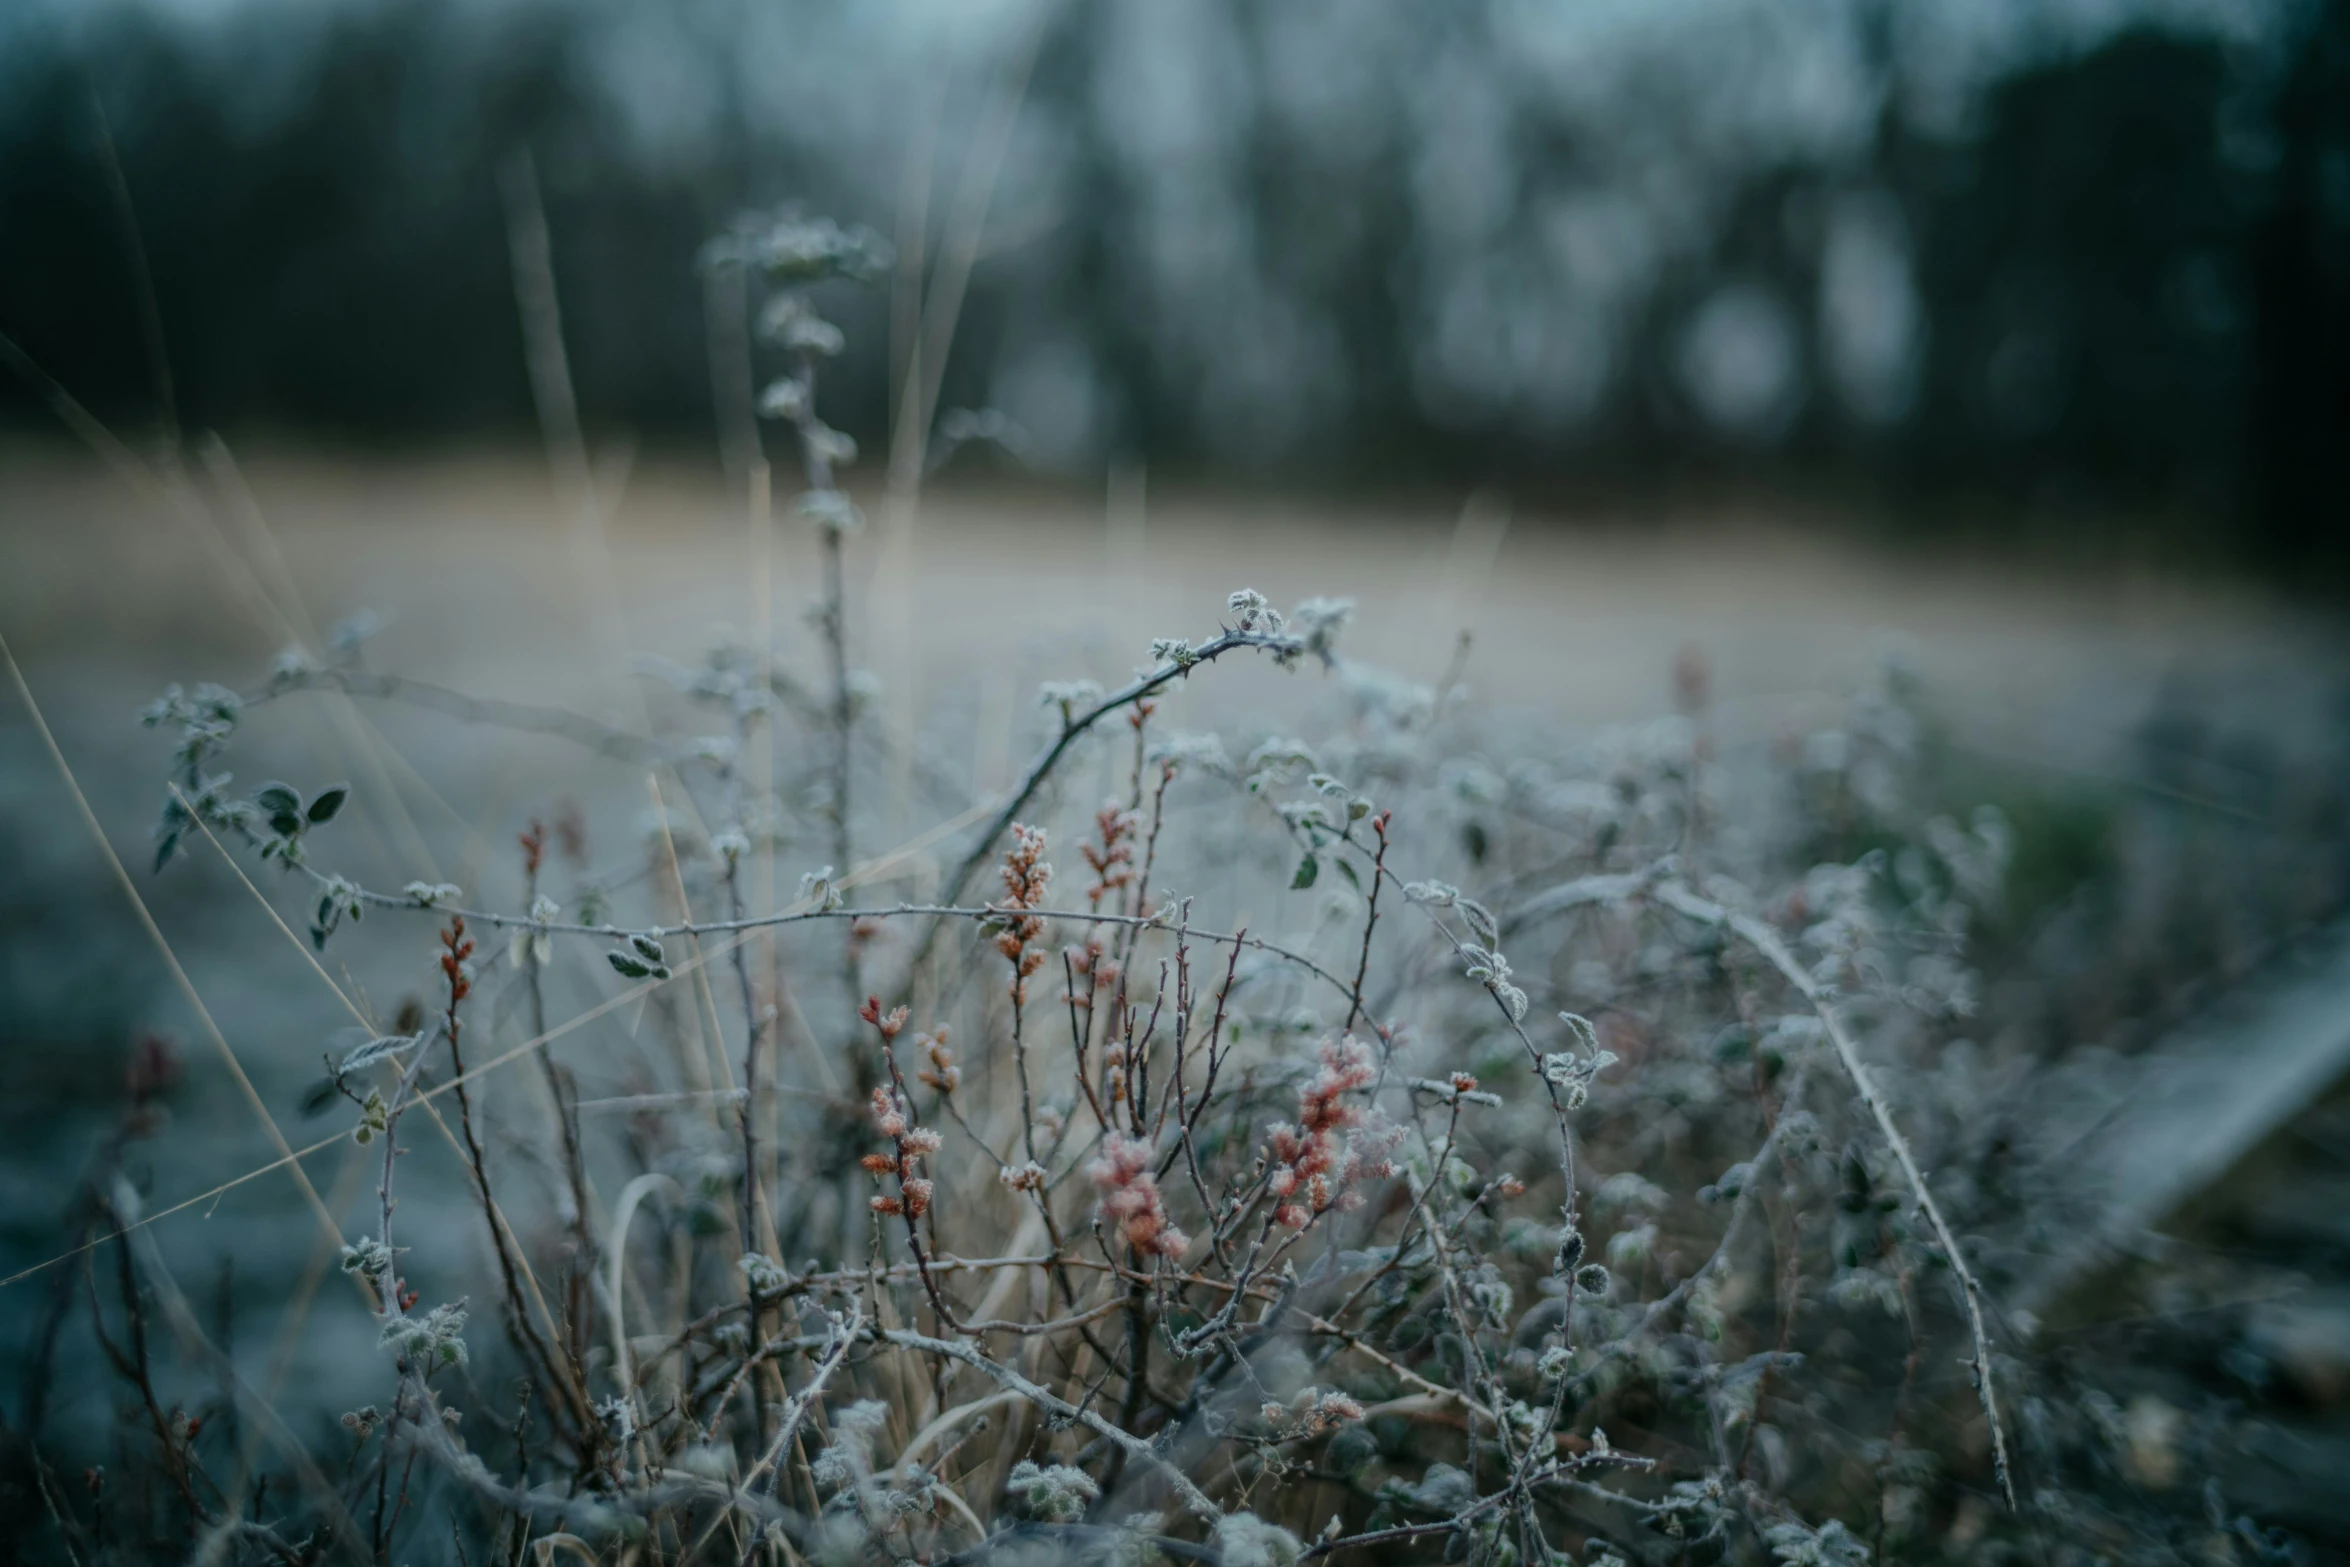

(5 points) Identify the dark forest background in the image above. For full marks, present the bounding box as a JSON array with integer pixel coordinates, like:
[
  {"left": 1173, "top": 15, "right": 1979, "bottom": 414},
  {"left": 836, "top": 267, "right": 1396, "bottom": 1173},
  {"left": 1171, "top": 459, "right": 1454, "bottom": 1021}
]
[{"left": 1, "top": 0, "right": 2345, "bottom": 568}]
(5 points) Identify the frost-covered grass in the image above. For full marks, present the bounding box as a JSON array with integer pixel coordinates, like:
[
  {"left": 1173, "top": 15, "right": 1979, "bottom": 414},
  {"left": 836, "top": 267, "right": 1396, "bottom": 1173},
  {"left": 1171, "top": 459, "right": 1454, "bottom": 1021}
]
[{"left": 3, "top": 212, "right": 2339, "bottom": 1567}]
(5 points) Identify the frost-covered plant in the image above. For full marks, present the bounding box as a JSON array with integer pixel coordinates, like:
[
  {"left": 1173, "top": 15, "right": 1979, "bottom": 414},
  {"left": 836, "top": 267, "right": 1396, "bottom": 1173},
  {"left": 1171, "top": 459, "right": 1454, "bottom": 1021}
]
[
  {"left": 73, "top": 551, "right": 2281, "bottom": 1565},
  {"left": 1007, "top": 1461, "right": 1101, "bottom": 1524},
  {"left": 15, "top": 202, "right": 2321, "bottom": 1567},
  {"left": 380, "top": 1302, "right": 469, "bottom": 1370}
]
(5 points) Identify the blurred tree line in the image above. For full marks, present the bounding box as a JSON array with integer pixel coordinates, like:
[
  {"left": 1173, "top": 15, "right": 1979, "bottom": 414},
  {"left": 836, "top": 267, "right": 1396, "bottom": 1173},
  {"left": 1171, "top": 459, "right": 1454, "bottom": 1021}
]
[{"left": 0, "top": 0, "right": 2342, "bottom": 569}]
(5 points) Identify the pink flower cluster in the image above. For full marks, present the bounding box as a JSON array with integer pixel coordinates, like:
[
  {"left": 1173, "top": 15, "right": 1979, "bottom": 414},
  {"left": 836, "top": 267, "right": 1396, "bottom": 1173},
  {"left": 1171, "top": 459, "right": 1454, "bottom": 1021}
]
[
  {"left": 1067, "top": 928, "right": 1138, "bottom": 1105},
  {"left": 1080, "top": 801, "right": 1137, "bottom": 910},
  {"left": 1266, "top": 1036, "right": 1396, "bottom": 1230},
  {"left": 1065, "top": 929, "right": 1120, "bottom": 1019},
  {"left": 1089, "top": 1133, "right": 1190, "bottom": 1258},
  {"left": 993, "top": 824, "right": 1053, "bottom": 1003},
  {"left": 859, "top": 996, "right": 940, "bottom": 1219},
  {"left": 863, "top": 1083, "right": 942, "bottom": 1218},
  {"left": 915, "top": 1027, "right": 960, "bottom": 1094}
]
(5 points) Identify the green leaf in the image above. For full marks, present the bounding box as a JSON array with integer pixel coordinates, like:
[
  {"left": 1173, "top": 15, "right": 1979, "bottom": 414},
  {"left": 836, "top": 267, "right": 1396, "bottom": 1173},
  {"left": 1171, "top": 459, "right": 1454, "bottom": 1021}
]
[
  {"left": 607, "top": 951, "right": 652, "bottom": 979},
  {"left": 1333, "top": 856, "right": 1361, "bottom": 891},
  {"left": 253, "top": 782, "right": 301, "bottom": 818},
  {"left": 153, "top": 831, "right": 183, "bottom": 875},
  {"left": 1291, "top": 854, "right": 1320, "bottom": 890},
  {"left": 306, "top": 784, "right": 350, "bottom": 824}
]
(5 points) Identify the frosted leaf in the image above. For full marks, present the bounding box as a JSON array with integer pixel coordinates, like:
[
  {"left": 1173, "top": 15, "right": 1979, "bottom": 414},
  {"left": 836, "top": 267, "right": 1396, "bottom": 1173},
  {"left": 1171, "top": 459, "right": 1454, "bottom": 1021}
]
[
  {"left": 1764, "top": 1519, "right": 1871, "bottom": 1567},
  {"left": 1213, "top": 1513, "right": 1304, "bottom": 1567},
  {"left": 1277, "top": 800, "right": 1331, "bottom": 832},
  {"left": 328, "top": 610, "right": 385, "bottom": 655},
  {"left": 335, "top": 1032, "right": 422, "bottom": 1080},
  {"left": 739, "top": 1253, "right": 789, "bottom": 1295},
  {"left": 762, "top": 297, "right": 845, "bottom": 357},
  {"left": 352, "top": 1089, "right": 389, "bottom": 1145},
  {"left": 809, "top": 1399, "right": 892, "bottom": 1491},
  {"left": 1038, "top": 679, "right": 1105, "bottom": 719},
  {"left": 1291, "top": 597, "right": 1354, "bottom": 658},
  {"left": 1593, "top": 1172, "right": 1668, "bottom": 1215},
  {"left": 1149, "top": 731, "right": 1230, "bottom": 774},
  {"left": 1606, "top": 1222, "right": 1656, "bottom": 1270},
  {"left": 1399, "top": 1463, "right": 1476, "bottom": 1516},
  {"left": 339, "top": 1237, "right": 393, "bottom": 1277},
  {"left": 799, "top": 866, "right": 846, "bottom": 911},
  {"left": 803, "top": 423, "right": 857, "bottom": 466},
  {"left": 756, "top": 377, "right": 810, "bottom": 422},
  {"left": 594, "top": 1394, "right": 636, "bottom": 1444},
  {"left": 380, "top": 1302, "right": 468, "bottom": 1369},
  {"left": 1006, "top": 1461, "right": 1099, "bottom": 1524},
  {"left": 714, "top": 212, "right": 891, "bottom": 281},
  {"left": 1542, "top": 1037, "right": 1618, "bottom": 1111},
  {"left": 1227, "top": 588, "right": 1286, "bottom": 634},
  {"left": 1246, "top": 738, "right": 1318, "bottom": 773}
]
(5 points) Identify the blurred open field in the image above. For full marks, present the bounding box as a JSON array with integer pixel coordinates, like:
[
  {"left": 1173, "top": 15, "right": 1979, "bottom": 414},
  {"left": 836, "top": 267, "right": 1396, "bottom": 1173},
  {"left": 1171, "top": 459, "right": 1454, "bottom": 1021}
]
[{"left": 9, "top": 442, "right": 2339, "bottom": 745}]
